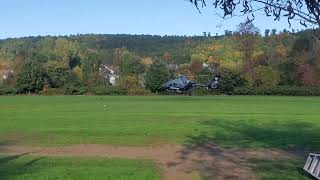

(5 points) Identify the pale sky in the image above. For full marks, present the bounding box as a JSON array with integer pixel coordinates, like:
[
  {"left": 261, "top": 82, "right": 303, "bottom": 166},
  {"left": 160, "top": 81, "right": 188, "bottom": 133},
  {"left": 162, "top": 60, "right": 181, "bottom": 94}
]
[{"left": 0, "top": 0, "right": 306, "bottom": 39}]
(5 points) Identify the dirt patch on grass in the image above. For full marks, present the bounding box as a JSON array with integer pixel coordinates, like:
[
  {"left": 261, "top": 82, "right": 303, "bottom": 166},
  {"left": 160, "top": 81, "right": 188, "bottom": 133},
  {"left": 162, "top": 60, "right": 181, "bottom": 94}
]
[{"left": 0, "top": 143, "right": 304, "bottom": 180}]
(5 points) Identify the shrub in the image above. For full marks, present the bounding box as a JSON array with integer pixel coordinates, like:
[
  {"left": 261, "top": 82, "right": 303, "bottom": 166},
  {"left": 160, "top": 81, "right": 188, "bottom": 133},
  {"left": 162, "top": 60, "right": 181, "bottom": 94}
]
[
  {"left": 64, "top": 85, "right": 87, "bottom": 95},
  {"left": 118, "top": 75, "right": 152, "bottom": 96},
  {"left": 127, "top": 86, "right": 152, "bottom": 96},
  {"left": 254, "top": 65, "right": 280, "bottom": 87},
  {"left": 190, "top": 88, "right": 214, "bottom": 96},
  {"left": 44, "top": 61, "right": 69, "bottom": 88},
  {"left": 42, "top": 88, "right": 65, "bottom": 96},
  {"left": 63, "top": 71, "right": 87, "bottom": 95},
  {"left": 16, "top": 60, "right": 46, "bottom": 93},
  {"left": 0, "top": 85, "right": 16, "bottom": 95},
  {"left": 215, "top": 67, "right": 248, "bottom": 93},
  {"left": 232, "top": 86, "right": 320, "bottom": 96},
  {"left": 145, "top": 59, "right": 171, "bottom": 92},
  {"left": 89, "top": 86, "right": 127, "bottom": 95}
]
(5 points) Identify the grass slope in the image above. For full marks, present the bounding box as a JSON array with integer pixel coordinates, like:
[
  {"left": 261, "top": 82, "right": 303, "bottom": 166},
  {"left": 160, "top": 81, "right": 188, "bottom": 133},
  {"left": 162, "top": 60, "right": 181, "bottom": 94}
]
[
  {"left": 0, "top": 155, "right": 161, "bottom": 180},
  {"left": 0, "top": 96, "right": 319, "bottom": 150}
]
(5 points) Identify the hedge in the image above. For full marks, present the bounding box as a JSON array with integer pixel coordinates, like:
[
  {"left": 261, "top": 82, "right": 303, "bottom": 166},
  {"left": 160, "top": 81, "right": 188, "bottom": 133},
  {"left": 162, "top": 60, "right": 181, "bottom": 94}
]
[
  {"left": 232, "top": 86, "right": 320, "bottom": 96},
  {"left": 0, "top": 85, "right": 16, "bottom": 95}
]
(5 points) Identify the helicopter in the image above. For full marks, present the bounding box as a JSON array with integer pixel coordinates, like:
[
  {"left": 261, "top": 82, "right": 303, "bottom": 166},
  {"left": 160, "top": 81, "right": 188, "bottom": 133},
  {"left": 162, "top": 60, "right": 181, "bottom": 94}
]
[{"left": 159, "top": 75, "right": 220, "bottom": 94}]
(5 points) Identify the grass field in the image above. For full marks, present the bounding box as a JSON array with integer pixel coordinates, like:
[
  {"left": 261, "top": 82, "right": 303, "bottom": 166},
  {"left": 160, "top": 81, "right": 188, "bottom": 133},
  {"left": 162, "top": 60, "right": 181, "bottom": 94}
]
[
  {"left": 0, "top": 155, "right": 160, "bottom": 180},
  {"left": 0, "top": 96, "right": 319, "bottom": 179},
  {"left": 0, "top": 96, "right": 319, "bottom": 149}
]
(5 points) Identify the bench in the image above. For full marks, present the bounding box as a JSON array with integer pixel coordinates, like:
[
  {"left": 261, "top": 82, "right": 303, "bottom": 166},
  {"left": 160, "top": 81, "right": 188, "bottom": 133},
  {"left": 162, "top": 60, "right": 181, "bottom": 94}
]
[{"left": 304, "top": 153, "right": 320, "bottom": 179}]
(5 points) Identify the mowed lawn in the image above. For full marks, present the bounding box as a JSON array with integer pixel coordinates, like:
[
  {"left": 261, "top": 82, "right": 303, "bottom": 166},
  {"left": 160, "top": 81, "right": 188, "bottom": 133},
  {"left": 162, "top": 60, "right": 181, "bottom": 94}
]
[
  {"left": 0, "top": 155, "right": 160, "bottom": 180},
  {"left": 0, "top": 96, "right": 319, "bottom": 150}
]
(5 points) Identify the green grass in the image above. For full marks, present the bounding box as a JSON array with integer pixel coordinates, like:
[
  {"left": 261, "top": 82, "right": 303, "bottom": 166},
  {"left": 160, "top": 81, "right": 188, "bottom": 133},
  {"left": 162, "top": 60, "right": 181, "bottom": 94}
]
[
  {"left": 0, "top": 155, "right": 161, "bottom": 180},
  {"left": 0, "top": 96, "right": 319, "bottom": 150},
  {"left": 249, "top": 158, "right": 312, "bottom": 180}
]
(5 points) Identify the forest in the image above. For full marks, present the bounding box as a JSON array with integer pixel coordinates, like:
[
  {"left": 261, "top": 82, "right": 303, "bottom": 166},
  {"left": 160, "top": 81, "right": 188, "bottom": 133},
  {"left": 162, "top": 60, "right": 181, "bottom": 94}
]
[{"left": 0, "top": 21, "right": 319, "bottom": 96}]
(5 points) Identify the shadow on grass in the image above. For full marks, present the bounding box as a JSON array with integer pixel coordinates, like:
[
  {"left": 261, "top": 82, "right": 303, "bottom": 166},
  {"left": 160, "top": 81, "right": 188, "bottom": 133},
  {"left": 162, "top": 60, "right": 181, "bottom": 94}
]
[
  {"left": 0, "top": 153, "right": 45, "bottom": 180},
  {"left": 185, "top": 118, "right": 320, "bottom": 151},
  {"left": 249, "top": 158, "right": 314, "bottom": 180},
  {"left": 0, "top": 139, "right": 19, "bottom": 147},
  {"left": 173, "top": 118, "right": 320, "bottom": 179},
  {"left": 0, "top": 141, "right": 14, "bottom": 154},
  {"left": 0, "top": 135, "right": 26, "bottom": 149}
]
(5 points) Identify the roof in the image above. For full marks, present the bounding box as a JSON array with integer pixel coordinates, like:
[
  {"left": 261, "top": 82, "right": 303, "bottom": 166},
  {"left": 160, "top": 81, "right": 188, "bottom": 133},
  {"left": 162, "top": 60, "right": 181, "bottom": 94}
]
[{"left": 0, "top": 70, "right": 13, "bottom": 80}]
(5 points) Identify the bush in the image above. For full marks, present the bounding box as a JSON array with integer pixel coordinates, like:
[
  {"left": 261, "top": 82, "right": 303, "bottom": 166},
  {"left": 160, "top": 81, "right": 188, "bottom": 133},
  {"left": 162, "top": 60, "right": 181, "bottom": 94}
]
[
  {"left": 145, "top": 59, "right": 171, "bottom": 92},
  {"left": 63, "top": 71, "right": 87, "bottom": 95},
  {"left": 64, "top": 85, "right": 87, "bottom": 95},
  {"left": 44, "top": 61, "right": 69, "bottom": 88},
  {"left": 16, "top": 60, "right": 47, "bottom": 94},
  {"left": 232, "top": 86, "right": 320, "bottom": 96},
  {"left": 42, "top": 88, "right": 65, "bottom": 96},
  {"left": 89, "top": 86, "right": 127, "bottom": 95},
  {"left": 215, "top": 67, "right": 248, "bottom": 93},
  {"left": 127, "top": 86, "right": 152, "bottom": 96},
  {"left": 0, "top": 85, "right": 16, "bottom": 95},
  {"left": 190, "top": 88, "right": 214, "bottom": 96}
]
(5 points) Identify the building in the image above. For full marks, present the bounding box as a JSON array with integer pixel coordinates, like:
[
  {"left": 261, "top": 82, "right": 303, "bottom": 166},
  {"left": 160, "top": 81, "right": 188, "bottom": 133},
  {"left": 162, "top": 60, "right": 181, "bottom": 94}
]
[
  {"left": 99, "top": 65, "right": 119, "bottom": 86},
  {"left": 0, "top": 70, "right": 13, "bottom": 83}
]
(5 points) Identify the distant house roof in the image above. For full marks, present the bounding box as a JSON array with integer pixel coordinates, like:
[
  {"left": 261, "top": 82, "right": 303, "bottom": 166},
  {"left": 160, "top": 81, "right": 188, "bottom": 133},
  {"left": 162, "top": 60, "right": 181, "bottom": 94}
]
[
  {"left": 0, "top": 70, "right": 13, "bottom": 80},
  {"left": 99, "top": 65, "right": 119, "bottom": 86}
]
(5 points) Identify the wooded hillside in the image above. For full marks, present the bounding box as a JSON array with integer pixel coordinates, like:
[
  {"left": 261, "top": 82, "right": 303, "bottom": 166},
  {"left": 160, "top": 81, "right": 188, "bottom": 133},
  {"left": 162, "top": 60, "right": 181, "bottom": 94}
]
[{"left": 0, "top": 23, "right": 319, "bottom": 95}]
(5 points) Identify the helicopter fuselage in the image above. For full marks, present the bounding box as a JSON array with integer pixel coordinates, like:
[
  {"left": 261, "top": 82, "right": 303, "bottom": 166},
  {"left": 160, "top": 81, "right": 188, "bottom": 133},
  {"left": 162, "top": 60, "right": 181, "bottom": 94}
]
[{"left": 160, "top": 76, "right": 219, "bottom": 94}]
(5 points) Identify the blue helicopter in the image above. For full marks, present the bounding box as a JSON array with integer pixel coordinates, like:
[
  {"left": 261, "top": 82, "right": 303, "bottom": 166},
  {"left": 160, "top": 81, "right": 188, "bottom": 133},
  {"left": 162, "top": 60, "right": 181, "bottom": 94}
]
[{"left": 159, "top": 75, "right": 219, "bottom": 94}]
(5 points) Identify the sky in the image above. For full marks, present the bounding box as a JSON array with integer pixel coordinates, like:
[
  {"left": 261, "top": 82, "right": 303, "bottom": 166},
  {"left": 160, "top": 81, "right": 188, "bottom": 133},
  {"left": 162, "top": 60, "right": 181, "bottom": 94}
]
[{"left": 0, "top": 0, "right": 306, "bottom": 39}]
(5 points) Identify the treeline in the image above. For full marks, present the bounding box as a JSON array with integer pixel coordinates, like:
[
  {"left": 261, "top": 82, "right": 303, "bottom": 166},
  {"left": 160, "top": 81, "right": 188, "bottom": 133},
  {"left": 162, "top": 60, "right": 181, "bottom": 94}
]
[{"left": 0, "top": 22, "right": 319, "bottom": 96}]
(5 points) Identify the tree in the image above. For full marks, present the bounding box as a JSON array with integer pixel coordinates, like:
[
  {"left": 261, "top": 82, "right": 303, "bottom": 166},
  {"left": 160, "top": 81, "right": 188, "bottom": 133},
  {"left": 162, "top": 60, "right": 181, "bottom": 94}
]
[
  {"left": 145, "top": 59, "right": 172, "bottom": 92},
  {"left": 44, "top": 61, "right": 69, "bottom": 88},
  {"left": 235, "top": 19, "right": 260, "bottom": 85},
  {"left": 163, "top": 52, "right": 172, "bottom": 62},
  {"left": 176, "top": 63, "right": 194, "bottom": 80},
  {"left": 36, "top": 37, "right": 56, "bottom": 62},
  {"left": 118, "top": 75, "right": 150, "bottom": 96},
  {"left": 278, "top": 60, "right": 297, "bottom": 85},
  {"left": 203, "top": 32, "right": 207, "bottom": 37},
  {"left": 54, "top": 38, "right": 78, "bottom": 62},
  {"left": 189, "top": 0, "right": 320, "bottom": 27},
  {"left": 69, "top": 56, "right": 81, "bottom": 69},
  {"left": 196, "top": 68, "right": 212, "bottom": 84},
  {"left": 224, "top": 30, "right": 233, "bottom": 36},
  {"left": 264, "top": 29, "right": 270, "bottom": 37},
  {"left": 254, "top": 65, "right": 280, "bottom": 87},
  {"left": 141, "top": 57, "right": 153, "bottom": 67},
  {"left": 189, "top": 59, "right": 203, "bottom": 74},
  {"left": 295, "top": 47, "right": 320, "bottom": 86},
  {"left": 73, "top": 66, "right": 83, "bottom": 80},
  {"left": 119, "top": 51, "right": 144, "bottom": 76},
  {"left": 236, "top": 19, "right": 260, "bottom": 36},
  {"left": 215, "top": 67, "right": 247, "bottom": 92},
  {"left": 118, "top": 75, "right": 140, "bottom": 91},
  {"left": 63, "top": 72, "right": 87, "bottom": 95},
  {"left": 80, "top": 49, "right": 101, "bottom": 84},
  {"left": 16, "top": 60, "right": 46, "bottom": 93}
]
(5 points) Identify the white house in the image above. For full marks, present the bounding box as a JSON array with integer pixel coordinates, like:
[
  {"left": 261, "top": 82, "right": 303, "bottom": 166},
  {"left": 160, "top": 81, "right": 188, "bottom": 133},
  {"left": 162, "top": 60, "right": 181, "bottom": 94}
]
[
  {"left": 0, "top": 70, "right": 13, "bottom": 83},
  {"left": 99, "top": 65, "right": 119, "bottom": 86}
]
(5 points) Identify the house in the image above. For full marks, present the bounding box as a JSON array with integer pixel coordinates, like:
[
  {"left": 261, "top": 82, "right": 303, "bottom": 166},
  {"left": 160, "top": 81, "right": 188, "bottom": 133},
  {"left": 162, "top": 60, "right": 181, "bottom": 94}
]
[
  {"left": 0, "top": 70, "right": 13, "bottom": 83},
  {"left": 99, "top": 65, "right": 119, "bottom": 86},
  {"left": 167, "top": 63, "right": 178, "bottom": 71}
]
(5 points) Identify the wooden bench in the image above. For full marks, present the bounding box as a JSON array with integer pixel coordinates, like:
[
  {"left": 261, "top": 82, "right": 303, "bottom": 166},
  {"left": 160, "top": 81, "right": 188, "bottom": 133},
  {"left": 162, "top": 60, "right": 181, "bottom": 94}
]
[{"left": 304, "top": 153, "right": 320, "bottom": 179}]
